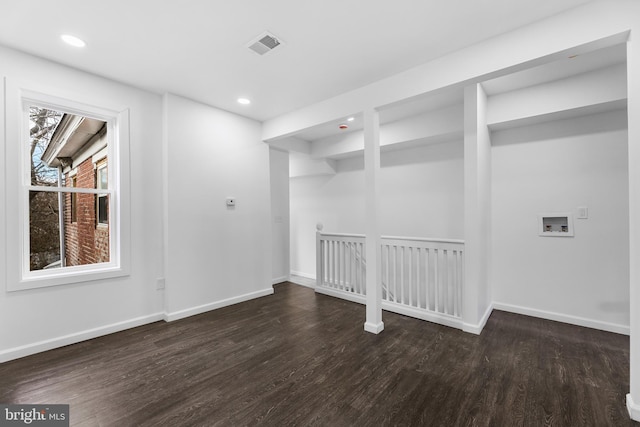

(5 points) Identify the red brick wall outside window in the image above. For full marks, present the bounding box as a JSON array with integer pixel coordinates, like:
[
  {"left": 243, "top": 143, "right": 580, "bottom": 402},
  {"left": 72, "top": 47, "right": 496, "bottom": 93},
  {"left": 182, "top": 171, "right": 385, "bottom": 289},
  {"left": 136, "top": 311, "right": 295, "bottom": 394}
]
[{"left": 64, "top": 157, "right": 109, "bottom": 266}]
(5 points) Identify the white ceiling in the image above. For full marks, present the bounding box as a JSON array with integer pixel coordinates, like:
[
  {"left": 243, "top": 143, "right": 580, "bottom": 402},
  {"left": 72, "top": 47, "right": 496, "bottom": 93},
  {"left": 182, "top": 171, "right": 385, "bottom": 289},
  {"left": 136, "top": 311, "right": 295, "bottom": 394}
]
[{"left": 0, "top": 0, "right": 595, "bottom": 122}]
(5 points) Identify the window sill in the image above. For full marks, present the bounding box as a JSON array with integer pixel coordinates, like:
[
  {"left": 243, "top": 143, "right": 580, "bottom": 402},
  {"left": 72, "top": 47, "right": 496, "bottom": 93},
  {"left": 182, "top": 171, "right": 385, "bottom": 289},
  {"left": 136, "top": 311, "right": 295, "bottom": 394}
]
[{"left": 8, "top": 264, "right": 129, "bottom": 292}]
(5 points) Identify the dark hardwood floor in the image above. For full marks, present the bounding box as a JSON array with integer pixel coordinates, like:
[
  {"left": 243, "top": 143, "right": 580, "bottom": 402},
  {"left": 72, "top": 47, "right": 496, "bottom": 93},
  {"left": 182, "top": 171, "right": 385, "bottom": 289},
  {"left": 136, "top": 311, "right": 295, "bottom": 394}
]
[{"left": 0, "top": 282, "right": 635, "bottom": 426}]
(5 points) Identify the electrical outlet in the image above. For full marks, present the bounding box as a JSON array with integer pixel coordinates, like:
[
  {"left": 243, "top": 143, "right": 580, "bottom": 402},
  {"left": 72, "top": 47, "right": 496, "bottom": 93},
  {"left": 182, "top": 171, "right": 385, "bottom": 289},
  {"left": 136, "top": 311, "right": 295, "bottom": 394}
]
[{"left": 156, "top": 278, "right": 165, "bottom": 290}]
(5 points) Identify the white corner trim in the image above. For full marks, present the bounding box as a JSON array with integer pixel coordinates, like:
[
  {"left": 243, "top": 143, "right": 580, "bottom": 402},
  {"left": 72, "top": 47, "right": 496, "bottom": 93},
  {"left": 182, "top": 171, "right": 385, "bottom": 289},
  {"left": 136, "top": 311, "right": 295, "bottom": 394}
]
[
  {"left": 164, "top": 287, "right": 274, "bottom": 322},
  {"left": 492, "top": 301, "right": 630, "bottom": 336},
  {"left": 364, "top": 321, "right": 385, "bottom": 334},
  {"left": 462, "top": 304, "right": 494, "bottom": 335},
  {"left": 628, "top": 394, "right": 640, "bottom": 421},
  {"left": 0, "top": 312, "right": 165, "bottom": 364}
]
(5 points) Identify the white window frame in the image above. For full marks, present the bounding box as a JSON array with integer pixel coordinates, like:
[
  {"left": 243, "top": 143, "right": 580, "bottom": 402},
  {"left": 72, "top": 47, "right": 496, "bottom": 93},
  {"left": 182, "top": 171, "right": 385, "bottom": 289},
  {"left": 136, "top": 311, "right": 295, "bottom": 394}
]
[
  {"left": 4, "top": 79, "right": 131, "bottom": 291},
  {"left": 96, "top": 161, "right": 109, "bottom": 227},
  {"left": 70, "top": 174, "right": 78, "bottom": 223}
]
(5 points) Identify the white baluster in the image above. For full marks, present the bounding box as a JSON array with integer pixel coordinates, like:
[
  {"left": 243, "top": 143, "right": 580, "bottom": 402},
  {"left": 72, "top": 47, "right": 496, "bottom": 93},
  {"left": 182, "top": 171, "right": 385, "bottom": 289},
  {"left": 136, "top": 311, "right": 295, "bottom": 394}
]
[
  {"left": 409, "top": 247, "right": 414, "bottom": 307},
  {"left": 416, "top": 248, "right": 421, "bottom": 309}
]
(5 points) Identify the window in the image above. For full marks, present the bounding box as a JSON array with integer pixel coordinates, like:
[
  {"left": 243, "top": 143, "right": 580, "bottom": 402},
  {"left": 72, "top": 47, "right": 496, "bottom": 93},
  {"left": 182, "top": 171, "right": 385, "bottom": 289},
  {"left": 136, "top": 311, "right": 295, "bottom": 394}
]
[
  {"left": 28, "top": 105, "right": 112, "bottom": 270},
  {"left": 4, "top": 83, "right": 130, "bottom": 291}
]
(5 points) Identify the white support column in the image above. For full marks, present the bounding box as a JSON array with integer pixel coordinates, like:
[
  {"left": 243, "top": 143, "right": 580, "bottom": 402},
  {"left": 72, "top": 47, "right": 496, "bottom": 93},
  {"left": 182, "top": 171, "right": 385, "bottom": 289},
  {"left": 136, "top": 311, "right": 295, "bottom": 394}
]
[
  {"left": 627, "top": 29, "right": 640, "bottom": 422},
  {"left": 363, "top": 108, "right": 384, "bottom": 334},
  {"left": 463, "top": 83, "right": 493, "bottom": 335}
]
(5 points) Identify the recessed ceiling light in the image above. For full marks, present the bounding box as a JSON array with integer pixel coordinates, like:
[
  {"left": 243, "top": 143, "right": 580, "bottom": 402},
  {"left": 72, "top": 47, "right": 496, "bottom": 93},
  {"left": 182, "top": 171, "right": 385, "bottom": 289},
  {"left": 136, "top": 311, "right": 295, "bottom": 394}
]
[
  {"left": 347, "top": 117, "right": 355, "bottom": 122},
  {"left": 237, "top": 98, "right": 251, "bottom": 105},
  {"left": 61, "top": 34, "right": 86, "bottom": 48}
]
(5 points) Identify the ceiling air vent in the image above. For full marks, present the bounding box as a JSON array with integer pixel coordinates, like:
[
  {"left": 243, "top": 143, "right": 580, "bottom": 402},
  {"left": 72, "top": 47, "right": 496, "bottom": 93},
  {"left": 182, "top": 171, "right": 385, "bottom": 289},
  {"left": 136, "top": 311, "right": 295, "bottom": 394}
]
[{"left": 247, "top": 32, "right": 283, "bottom": 56}]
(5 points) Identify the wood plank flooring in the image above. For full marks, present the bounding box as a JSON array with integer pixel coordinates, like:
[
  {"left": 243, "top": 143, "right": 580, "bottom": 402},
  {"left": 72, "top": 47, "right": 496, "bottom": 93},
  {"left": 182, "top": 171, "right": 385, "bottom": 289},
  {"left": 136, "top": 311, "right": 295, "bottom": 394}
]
[{"left": 0, "top": 282, "right": 635, "bottom": 426}]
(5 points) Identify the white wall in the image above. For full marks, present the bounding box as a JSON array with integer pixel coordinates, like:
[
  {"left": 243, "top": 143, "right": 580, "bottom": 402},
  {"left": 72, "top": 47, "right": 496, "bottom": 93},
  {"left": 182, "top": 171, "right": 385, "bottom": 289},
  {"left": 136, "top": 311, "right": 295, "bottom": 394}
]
[
  {"left": 290, "top": 164, "right": 365, "bottom": 278},
  {"left": 270, "top": 148, "right": 290, "bottom": 284},
  {"left": 310, "top": 104, "right": 463, "bottom": 159},
  {"left": 164, "top": 94, "right": 272, "bottom": 319},
  {"left": 492, "top": 109, "right": 629, "bottom": 332},
  {"left": 290, "top": 153, "right": 336, "bottom": 178},
  {"left": 0, "top": 46, "right": 165, "bottom": 361},
  {"left": 290, "top": 140, "right": 464, "bottom": 278},
  {"left": 0, "top": 48, "right": 278, "bottom": 361},
  {"left": 487, "top": 63, "right": 627, "bottom": 128}
]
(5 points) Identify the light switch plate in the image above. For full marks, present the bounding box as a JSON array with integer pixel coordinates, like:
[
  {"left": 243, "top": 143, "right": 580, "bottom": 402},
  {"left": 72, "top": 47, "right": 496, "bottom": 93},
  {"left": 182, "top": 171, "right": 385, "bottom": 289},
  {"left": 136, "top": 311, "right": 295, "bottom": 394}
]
[{"left": 577, "top": 206, "right": 588, "bottom": 219}]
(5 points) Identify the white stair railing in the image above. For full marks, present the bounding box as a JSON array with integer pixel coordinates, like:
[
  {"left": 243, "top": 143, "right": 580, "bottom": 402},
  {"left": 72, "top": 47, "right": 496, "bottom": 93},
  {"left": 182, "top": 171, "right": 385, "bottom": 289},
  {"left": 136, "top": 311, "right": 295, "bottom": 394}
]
[
  {"left": 315, "top": 225, "right": 366, "bottom": 304},
  {"left": 316, "top": 224, "right": 464, "bottom": 329},
  {"left": 381, "top": 236, "right": 464, "bottom": 329}
]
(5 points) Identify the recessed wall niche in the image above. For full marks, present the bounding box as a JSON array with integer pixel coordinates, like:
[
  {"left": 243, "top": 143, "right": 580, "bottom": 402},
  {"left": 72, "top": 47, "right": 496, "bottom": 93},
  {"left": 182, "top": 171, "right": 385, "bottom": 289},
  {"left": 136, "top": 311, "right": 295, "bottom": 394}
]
[{"left": 538, "top": 213, "right": 574, "bottom": 237}]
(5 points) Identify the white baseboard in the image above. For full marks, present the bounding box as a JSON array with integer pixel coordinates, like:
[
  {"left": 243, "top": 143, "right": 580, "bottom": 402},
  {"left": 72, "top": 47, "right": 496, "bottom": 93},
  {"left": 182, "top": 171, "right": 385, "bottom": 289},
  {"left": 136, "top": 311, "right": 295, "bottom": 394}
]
[
  {"left": 364, "top": 321, "right": 385, "bottom": 334},
  {"left": 290, "top": 270, "right": 315, "bottom": 280},
  {"left": 272, "top": 275, "right": 289, "bottom": 285},
  {"left": 492, "top": 301, "right": 629, "bottom": 335},
  {"left": 382, "top": 301, "right": 463, "bottom": 330},
  {"left": 289, "top": 271, "right": 316, "bottom": 288},
  {"left": 315, "top": 287, "right": 366, "bottom": 305},
  {"left": 164, "top": 287, "right": 274, "bottom": 322},
  {"left": 628, "top": 394, "right": 640, "bottom": 421},
  {"left": 288, "top": 279, "right": 315, "bottom": 289},
  {"left": 463, "top": 303, "right": 494, "bottom": 335},
  {"left": 1, "top": 287, "right": 276, "bottom": 363},
  {"left": 0, "top": 312, "right": 165, "bottom": 364},
  {"left": 315, "top": 288, "right": 468, "bottom": 332}
]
